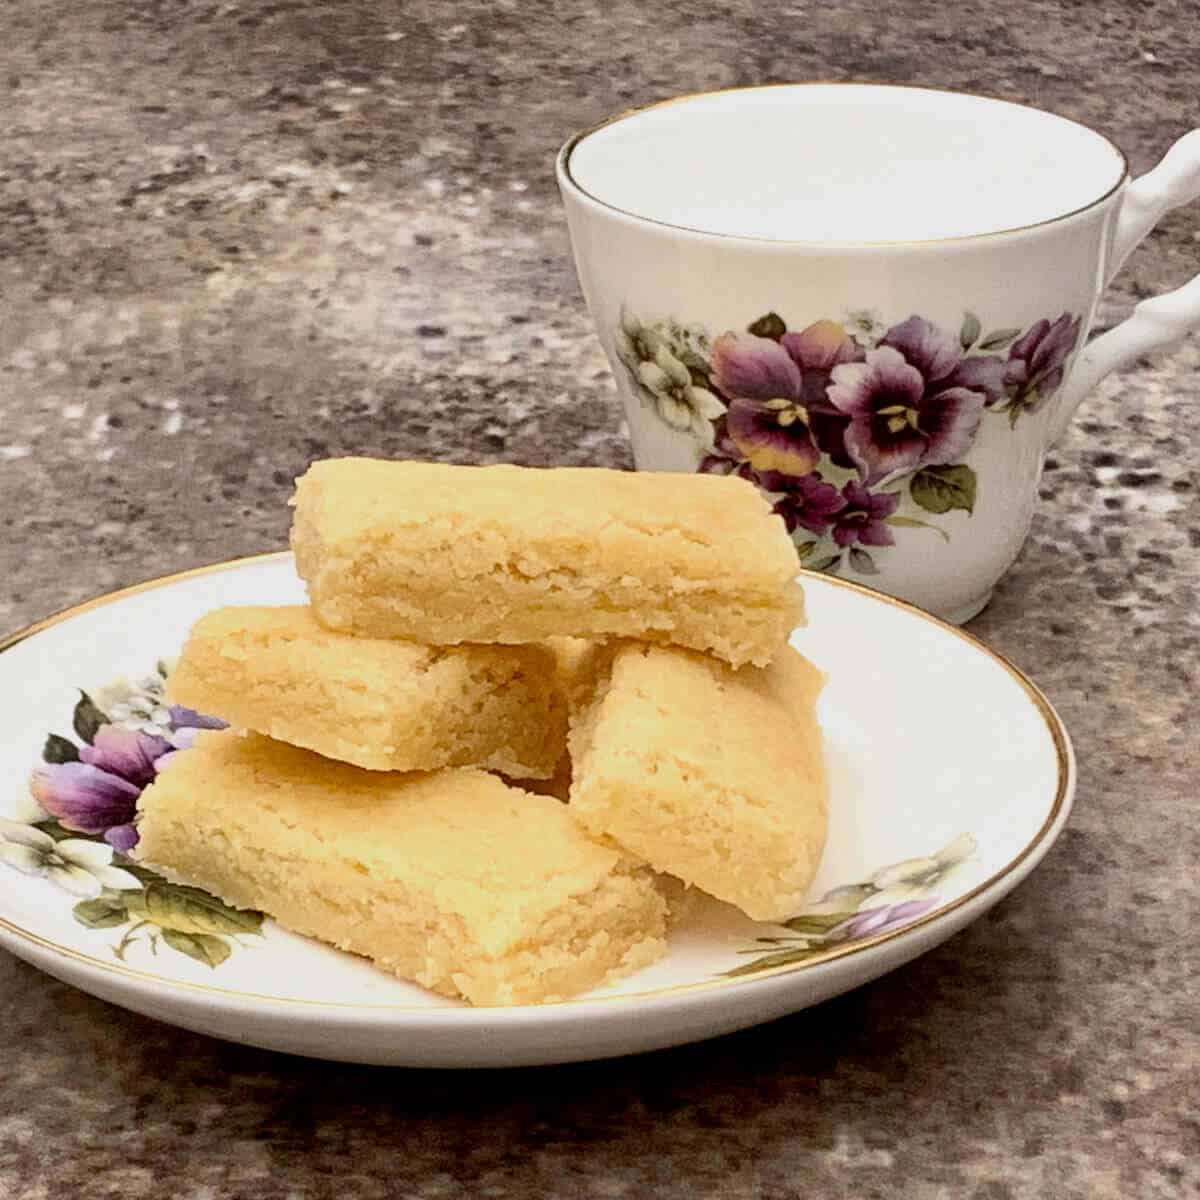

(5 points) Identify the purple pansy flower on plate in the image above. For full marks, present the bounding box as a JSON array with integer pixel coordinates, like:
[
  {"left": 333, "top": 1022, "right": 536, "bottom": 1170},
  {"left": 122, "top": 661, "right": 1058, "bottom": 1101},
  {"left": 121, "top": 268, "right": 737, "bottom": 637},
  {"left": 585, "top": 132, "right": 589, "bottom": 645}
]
[
  {"left": 31, "top": 726, "right": 173, "bottom": 852},
  {"left": 826, "top": 897, "right": 940, "bottom": 941},
  {"left": 1004, "top": 312, "right": 1082, "bottom": 413},
  {"left": 723, "top": 834, "right": 978, "bottom": 979},
  {"left": 710, "top": 320, "right": 861, "bottom": 475},
  {"left": 30, "top": 710, "right": 227, "bottom": 852},
  {"left": 1, "top": 672, "right": 265, "bottom": 970},
  {"left": 167, "top": 704, "right": 229, "bottom": 747}
]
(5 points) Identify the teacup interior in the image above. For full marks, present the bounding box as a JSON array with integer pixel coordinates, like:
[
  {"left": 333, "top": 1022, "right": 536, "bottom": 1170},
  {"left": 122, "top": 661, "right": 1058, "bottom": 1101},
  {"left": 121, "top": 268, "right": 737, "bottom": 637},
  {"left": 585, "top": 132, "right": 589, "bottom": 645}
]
[{"left": 565, "top": 84, "right": 1126, "bottom": 243}]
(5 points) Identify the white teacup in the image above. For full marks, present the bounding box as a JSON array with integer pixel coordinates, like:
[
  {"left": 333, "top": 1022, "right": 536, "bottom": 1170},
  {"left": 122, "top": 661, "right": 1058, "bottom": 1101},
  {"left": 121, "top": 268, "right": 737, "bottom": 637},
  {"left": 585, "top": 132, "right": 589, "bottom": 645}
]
[{"left": 557, "top": 84, "right": 1200, "bottom": 623}]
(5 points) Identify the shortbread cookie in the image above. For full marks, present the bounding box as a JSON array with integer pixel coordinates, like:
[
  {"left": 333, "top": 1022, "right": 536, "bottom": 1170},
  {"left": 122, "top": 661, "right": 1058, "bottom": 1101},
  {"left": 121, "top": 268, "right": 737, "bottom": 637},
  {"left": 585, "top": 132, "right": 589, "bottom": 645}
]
[
  {"left": 567, "top": 642, "right": 827, "bottom": 922},
  {"left": 136, "top": 731, "right": 669, "bottom": 1006},
  {"left": 290, "top": 458, "right": 804, "bottom": 668},
  {"left": 166, "top": 606, "right": 565, "bottom": 778}
]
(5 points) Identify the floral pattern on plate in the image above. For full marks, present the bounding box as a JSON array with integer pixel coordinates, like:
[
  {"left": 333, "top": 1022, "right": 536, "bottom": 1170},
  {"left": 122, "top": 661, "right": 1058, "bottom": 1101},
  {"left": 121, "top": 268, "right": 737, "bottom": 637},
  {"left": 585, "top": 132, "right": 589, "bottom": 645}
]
[
  {"left": 616, "top": 307, "right": 1081, "bottom": 575},
  {"left": 1, "top": 669, "right": 263, "bottom": 969},
  {"left": 724, "top": 834, "right": 977, "bottom": 978},
  {"left": 2, "top": 666, "right": 978, "bottom": 981}
]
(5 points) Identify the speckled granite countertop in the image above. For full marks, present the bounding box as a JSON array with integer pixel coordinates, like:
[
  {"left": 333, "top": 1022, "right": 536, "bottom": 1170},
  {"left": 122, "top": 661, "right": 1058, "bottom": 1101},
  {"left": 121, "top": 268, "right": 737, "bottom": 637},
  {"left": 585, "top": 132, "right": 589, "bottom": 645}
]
[{"left": 2, "top": 1, "right": 1198, "bottom": 1196}]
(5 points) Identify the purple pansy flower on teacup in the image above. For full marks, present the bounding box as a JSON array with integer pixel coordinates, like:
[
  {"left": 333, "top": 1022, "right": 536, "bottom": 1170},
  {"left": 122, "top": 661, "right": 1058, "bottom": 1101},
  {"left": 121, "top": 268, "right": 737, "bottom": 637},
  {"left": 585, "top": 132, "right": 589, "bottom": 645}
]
[
  {"left": 764, "top": 473, "right": 898, "bottom": 548},
  {"left": 697, "top": 417, "right": 761, "bottom": 480},
  {"left": 613, "top": 304, "right": 1082, "bottom": 576},
  {"left": 760, "top": 470, "right": 847, "bottom": 537},
  {"left": 1004, "top": 312, "right": 1082, "bottom": 415},
  {"left": 710, "top": 320, "right": 861, "bottom": 475},
  {"left": 826, "top": 315, "right": 1008, "bottom": 484},
  {"left": 830, "top": 481, "right": 899, "bottom": 548},
  {"left": 880, "top": 315, "right": 1009, "bottom": 408}
]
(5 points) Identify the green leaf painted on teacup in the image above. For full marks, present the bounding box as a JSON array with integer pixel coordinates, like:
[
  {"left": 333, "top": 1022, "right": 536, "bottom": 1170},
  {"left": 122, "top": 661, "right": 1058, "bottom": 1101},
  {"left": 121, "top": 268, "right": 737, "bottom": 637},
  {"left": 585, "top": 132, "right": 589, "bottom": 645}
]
[
  {"left": 978, "top": 327, "right": 1022, "bottom": 351},
  {"left": 72, "top": 692, "right": 109, "bottom": 744},
  {"left": 125, "top": 881, "right": 263, "bottom": 936},
  {"left": 161, "top": 929, "right": 232, "bottom": 968},
  {"left": 910, "top": 464, "right": 977, "bottom": 516},
  {"left": 42, "top": 734, "right": 80, "bottom": 764},
  {"left": 848, "top": 547, "right": 879, "bottom": 575},
  {"left": 73, "top": 894, "right": 130, "bottom": 930},
  {"left": 747, "top": 312, "right": 786, "bottom": 340},
  {"left": 809, "top": 553, "right": 842, "bottom": 573},
  {"left": 886, "top": 515, "right": 951, "bottom": 543},
  {"left": 959, "top": 311, "right": 982, "bottom": 351},
  {"left": 1007, "top": 393, "right": 1039, "bottom": 428}
]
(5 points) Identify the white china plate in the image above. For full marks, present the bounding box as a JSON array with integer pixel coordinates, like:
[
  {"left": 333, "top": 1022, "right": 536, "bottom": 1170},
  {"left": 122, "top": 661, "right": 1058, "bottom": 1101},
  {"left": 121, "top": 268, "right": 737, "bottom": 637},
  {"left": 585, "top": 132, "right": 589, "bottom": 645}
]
[{"left": 0, "top": 554, "right": 1073, "bottom": 1067}]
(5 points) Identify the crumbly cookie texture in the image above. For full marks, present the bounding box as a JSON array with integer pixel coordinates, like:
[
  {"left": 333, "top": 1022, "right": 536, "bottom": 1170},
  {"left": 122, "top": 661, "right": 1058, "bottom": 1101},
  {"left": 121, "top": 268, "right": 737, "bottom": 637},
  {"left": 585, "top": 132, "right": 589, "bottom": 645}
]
[
  {"left": 135, "top": 731, "right": 670, "bottom": 1006},
  {"left": 567, "top": 641, "right": 828, "bottom": 922},
  {"left": 290, "top": 458, "right": 804, "bottom": 668},
  {"left": 166, "top": 605, "right": 565, "bottom": 778}
]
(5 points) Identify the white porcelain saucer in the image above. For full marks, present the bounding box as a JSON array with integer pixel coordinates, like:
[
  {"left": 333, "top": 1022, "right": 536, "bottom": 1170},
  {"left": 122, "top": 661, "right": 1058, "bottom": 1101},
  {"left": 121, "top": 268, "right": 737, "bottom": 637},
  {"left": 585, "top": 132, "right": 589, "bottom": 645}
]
[{"left": 0, "top": 554, "right": 1073, "bottom": 1067}]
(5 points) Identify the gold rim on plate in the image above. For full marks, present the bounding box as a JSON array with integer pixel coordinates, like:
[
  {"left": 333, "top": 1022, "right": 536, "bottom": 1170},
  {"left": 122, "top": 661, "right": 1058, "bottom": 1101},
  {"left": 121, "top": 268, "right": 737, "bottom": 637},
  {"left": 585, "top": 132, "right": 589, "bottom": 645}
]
[{"left": 0, "top": 551, "right": 1073, "bottom": 1015}]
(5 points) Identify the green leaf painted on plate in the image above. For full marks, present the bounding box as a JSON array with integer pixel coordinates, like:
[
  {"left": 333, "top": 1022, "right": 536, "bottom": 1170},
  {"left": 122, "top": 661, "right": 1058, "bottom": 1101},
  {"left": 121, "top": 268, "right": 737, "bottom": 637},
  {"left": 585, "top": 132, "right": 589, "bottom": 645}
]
[
  {"left": 783, "top": 912, "right": 855, "bottom": 936},
  {"left": 747, "top": 312, "right": 786, "bottom": 340},
  {"left": 115, "top": 862, "right": 165, "bottom": 886},
  {"left": 42, "top": 734, "right": 80, "bottom": 764},
  {"left": 910, "top": 464, "right": 977, "bottom": 516},
  {"left": 959, "top": 311, "right": 981, "bottom": 350},
  {"left": 73, "top": 894, "right": 130, "bottom": 930},
  {"left": 978, "top": 327, "right": 1021, "bottom": 351},
  {"left": 34, "top": 820, "right": 82, "bottom": 843},
  {"left": 722, "top": 945, "right": 828, "bottom": 978},
  {"left": 795, "top": 541, "right": 818, "bottom": 562},
  {"left": 125, "top": 881, "right": 263, "bottom": 936},
  {"left": 72, "top": 692, "right": 109, "bottom": 744},
  {"left": 161, "top": 929, "right": 231, "bottom": 968}
]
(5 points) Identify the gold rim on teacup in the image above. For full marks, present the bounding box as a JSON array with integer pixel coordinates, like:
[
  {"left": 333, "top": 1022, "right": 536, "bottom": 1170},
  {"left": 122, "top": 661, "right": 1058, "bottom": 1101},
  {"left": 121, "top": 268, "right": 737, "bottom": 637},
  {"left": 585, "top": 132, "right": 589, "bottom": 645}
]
[{"left": 558, "top": 81, "right": 1130, "bottom": 247}]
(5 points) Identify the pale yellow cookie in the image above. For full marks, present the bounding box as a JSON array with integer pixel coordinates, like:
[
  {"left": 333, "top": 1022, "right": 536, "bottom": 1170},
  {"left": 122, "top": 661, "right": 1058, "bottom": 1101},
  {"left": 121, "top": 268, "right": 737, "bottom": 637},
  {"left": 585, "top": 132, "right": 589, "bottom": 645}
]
[
  {"left": 136, "top": 731, "right": 669, "bottom": 1006},
  {"left": 166, "top": 605, "right": 565, "bottom": 778},
  {"left": 290, "top": 458, "right": 804, "bottom": 668},
  {"left": 568, "top": 642, "right": 827, "bottom": 922}
]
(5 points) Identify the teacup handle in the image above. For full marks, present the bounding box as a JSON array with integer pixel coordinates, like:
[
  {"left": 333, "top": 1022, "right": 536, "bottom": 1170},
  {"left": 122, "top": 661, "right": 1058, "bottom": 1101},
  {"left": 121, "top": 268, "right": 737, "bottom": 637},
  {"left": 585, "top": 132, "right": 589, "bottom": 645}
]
[{"left": 1051, "top": 129, "right": 1200, "bottom": 445}]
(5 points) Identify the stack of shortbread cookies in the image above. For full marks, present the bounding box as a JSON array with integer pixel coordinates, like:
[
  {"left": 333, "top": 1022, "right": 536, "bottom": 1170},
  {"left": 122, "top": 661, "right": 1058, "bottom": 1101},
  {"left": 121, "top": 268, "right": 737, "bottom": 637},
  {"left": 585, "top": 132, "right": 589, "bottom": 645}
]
[{"left": 135, "top": 458, "right": 828, "bottom": 1006}]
